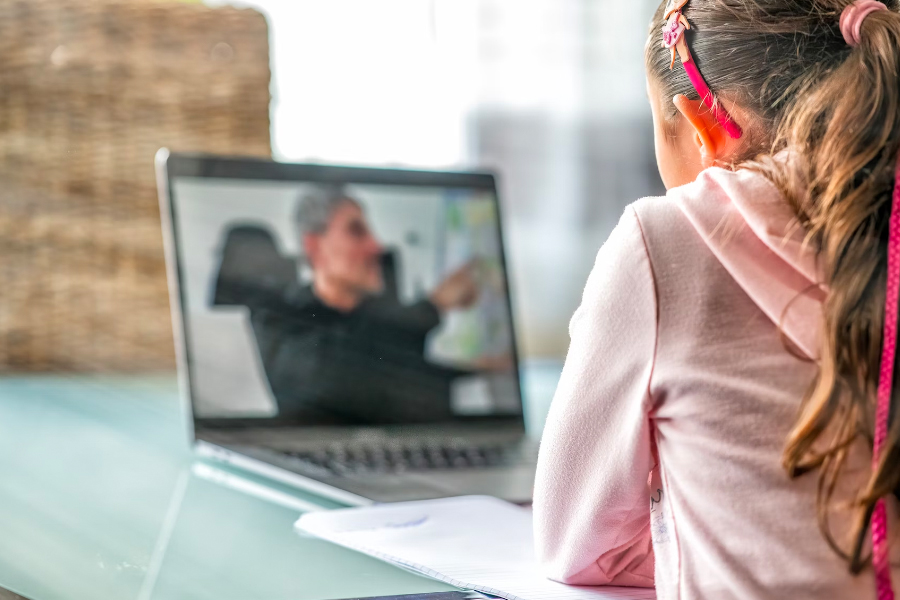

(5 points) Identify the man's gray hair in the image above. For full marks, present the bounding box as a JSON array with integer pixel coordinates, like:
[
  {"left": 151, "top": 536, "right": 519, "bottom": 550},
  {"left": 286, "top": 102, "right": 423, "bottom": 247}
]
[{"left": 293, "top": 184, "right": 359, "bottom": 237}]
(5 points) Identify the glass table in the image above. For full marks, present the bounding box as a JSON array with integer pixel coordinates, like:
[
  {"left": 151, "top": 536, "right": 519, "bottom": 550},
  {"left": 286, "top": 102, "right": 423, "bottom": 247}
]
[{"left": 0, "top": 364, "right": 561, "bottom": 600}]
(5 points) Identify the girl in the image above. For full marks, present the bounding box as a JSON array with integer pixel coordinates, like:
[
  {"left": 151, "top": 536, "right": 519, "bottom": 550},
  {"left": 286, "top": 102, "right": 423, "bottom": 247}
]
[{"left": 533, "top": 1, "right": 900, "bottom": 599}]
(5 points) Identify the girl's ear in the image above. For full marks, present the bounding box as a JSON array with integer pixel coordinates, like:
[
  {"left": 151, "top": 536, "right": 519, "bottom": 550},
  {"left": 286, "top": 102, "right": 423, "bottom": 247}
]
[{"left": 672, "top": 94, "right": 733, "bottom": 168}]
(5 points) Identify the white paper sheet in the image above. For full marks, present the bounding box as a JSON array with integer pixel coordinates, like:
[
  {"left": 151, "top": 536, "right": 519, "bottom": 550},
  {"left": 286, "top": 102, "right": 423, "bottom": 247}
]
[{"left": 295, "top": 495, "right": 656, "bottom": 600}]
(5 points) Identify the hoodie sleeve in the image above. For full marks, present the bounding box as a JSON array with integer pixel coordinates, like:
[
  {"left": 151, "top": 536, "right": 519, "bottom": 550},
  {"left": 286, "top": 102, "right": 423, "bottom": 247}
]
[{"left": 533, "top": 206, "right": 657, "bottom": 587}]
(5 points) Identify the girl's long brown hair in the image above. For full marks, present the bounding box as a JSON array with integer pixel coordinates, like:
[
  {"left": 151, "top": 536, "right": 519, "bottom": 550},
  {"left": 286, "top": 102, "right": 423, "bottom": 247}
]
[{"left": 646, "top": 0, "right": 900, "bottom": 573}]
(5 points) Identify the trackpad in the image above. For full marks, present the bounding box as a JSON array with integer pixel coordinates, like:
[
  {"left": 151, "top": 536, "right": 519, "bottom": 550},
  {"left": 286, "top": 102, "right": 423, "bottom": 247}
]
[
  {"left": 336, "top": 474, "right": 452, "bottom": 502},
  {"left": 414, "top": 467, "right": 535, "bottom": 503}
]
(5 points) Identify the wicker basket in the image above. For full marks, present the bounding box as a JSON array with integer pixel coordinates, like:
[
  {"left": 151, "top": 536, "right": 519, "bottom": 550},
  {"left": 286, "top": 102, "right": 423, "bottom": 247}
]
[{"left": 0, "top": 0, "right": 272, "bottom": 372}]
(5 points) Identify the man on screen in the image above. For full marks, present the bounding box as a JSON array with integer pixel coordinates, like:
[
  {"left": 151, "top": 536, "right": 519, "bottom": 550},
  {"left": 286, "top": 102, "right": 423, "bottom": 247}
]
[{"left": 248, "top": 185, "right": 480, "bottom": 424}]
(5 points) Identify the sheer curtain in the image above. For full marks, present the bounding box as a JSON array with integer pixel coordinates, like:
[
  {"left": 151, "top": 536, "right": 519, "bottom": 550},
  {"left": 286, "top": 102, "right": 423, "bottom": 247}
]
[{"left": 206, "top": 0, "right": 665, "bottom": 358}]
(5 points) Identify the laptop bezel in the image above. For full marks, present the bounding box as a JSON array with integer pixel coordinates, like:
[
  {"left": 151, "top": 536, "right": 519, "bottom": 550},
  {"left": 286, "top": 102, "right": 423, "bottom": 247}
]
[{"left": 156, "top": 150, "right": 526, "bottom": 439}]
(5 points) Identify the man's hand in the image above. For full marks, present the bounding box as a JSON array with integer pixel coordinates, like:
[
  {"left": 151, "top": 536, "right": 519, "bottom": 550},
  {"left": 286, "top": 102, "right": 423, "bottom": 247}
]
[
  {"left": 471, "top": 352, "right": 515, "bottom": 372},
  {"left": 430, "top": 261, "right": 480, "bottom": 312}
]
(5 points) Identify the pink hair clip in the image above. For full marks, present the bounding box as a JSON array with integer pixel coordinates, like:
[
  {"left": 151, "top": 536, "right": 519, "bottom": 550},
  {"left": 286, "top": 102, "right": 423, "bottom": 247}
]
[{"left": 661, "top": 0, "right": 743, "bottom": 139}]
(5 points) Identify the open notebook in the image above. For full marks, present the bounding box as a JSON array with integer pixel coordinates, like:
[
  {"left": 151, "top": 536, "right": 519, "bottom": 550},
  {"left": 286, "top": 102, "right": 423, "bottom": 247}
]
[{"left": 295, "top": 496, "right": 656, "bottom": 600}]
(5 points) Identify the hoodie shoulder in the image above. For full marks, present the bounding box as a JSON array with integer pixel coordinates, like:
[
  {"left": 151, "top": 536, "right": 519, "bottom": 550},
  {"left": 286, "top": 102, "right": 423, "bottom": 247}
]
[
  {"left": 632, "top": 167, "right": 822, "bottom": 360},
  {"left": 629, "top": 189, "right": 708, "bottom": 281},
  {"left": 629, "top": 167, "right": 753, "bottom": 249}
]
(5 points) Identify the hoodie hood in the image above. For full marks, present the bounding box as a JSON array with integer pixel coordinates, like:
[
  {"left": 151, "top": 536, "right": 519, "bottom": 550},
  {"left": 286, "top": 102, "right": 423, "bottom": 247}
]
[{"left": 674, "top": 167, "right": 825, "bottom": 360}]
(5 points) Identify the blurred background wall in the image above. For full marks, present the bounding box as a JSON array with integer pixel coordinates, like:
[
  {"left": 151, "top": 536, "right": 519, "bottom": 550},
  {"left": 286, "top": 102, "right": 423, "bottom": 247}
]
[
  {"left": 0, "top": 0, "right": 664, "bottom": 372},
  {"left": 205, "top": 0, "right": 665, "bottom": 359}
]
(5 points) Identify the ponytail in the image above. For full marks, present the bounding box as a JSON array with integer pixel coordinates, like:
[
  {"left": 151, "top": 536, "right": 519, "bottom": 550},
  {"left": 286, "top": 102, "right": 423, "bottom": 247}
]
[{"left": 773, "top": 3, "right": 900, "bottom": 571}]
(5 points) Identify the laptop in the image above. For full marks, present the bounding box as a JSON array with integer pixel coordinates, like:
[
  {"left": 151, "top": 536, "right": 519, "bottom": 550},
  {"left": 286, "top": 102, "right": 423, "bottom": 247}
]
[{"left": 156, "top": 150, "right": 537, "bottom": 505}]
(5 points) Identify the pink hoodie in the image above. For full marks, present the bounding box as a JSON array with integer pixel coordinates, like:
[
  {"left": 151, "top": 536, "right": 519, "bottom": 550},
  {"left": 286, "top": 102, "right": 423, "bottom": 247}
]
[{"left": 533, "top": 166, "right": 900, "bottom": 599}]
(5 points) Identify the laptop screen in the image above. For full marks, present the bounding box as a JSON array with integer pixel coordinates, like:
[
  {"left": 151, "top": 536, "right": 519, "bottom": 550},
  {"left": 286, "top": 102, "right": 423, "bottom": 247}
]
[{"left": 163, "top": 156, "right": 523, "bottom": 428}]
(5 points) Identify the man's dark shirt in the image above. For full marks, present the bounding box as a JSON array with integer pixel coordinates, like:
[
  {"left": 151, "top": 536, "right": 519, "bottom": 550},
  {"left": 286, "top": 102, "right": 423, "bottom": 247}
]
[{"left": 245, "top": 285, "right": 459, "bottom": 425}]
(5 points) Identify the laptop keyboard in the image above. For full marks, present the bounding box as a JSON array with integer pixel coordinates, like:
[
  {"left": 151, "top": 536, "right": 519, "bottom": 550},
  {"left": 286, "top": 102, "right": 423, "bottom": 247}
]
[{"left": 283, "top": 442, "right": 527, "bottom": 476}]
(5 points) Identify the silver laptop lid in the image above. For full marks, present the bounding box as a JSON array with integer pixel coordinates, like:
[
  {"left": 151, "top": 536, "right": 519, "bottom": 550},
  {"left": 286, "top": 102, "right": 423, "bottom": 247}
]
[{"left": 156, "top": 151, "right": 524, "bottom": 442}]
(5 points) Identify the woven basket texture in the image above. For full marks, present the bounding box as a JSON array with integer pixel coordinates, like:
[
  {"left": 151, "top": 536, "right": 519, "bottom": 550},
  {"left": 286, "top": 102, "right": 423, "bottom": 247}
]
[{"left": 0, "top": 0, "right": 271, "bottom": 372}]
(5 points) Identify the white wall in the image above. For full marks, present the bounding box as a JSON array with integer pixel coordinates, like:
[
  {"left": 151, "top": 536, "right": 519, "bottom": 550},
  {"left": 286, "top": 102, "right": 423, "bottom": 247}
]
[{"left": 203, "top": 0, "right": 665, "bottom": 358}]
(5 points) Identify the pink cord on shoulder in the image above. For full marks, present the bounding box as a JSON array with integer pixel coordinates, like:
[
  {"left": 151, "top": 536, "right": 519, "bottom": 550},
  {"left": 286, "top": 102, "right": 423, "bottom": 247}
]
[{"left": 873, "top": 151, "right": 900, "bottom": 600}]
